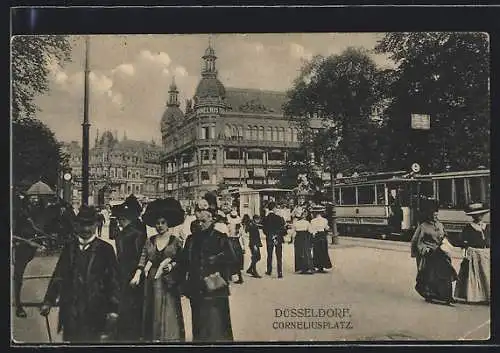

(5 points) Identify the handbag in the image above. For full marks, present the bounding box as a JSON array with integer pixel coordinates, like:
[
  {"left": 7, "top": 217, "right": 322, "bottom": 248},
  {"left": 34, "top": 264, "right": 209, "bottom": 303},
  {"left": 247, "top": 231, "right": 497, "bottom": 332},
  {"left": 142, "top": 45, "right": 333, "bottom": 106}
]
[{"left": 203, "top": 272, "right": 228, "bottom": 292}]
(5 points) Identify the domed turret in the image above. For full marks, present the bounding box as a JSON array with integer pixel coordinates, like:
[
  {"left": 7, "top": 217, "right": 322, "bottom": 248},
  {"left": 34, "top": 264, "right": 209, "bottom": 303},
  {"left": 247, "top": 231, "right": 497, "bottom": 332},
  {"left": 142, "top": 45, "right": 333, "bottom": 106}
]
[
  {"left": 161, "top": 77, "right": 184, "bottom": 132},
  {"left": 194, "top": 39, "right": 226, "bottom": 101},
  {"left": 99, "top": 131, "right": 116, "bottom": 147}
]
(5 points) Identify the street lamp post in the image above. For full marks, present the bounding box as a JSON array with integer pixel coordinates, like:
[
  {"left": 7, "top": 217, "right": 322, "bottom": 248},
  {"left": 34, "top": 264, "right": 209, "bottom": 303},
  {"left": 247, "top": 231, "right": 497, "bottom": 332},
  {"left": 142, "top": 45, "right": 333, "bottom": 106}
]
[
  {"left": 81, "top": 36, "right": 91, "bottom": 206},
  {"left": 329, "top": 159, "right": 339, "bottom": 243}
]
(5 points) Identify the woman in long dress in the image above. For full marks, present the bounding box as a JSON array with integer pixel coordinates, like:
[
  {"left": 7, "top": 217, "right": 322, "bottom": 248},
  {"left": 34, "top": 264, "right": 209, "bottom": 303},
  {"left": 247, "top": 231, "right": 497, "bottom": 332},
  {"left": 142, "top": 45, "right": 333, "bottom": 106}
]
[
  {"left": 293, "top": 207, "right": 314, "bottom": 275},
  {"left": 310, "top": 205, "right": 332, "bottom": 273},
  {"left": 179, "top": 198, "right": 238, "bottom": 342},
  {"left": 410, "top": 199, "right": 458, "bottom": 305},
  {"left": 454, "top": 203, "right": 490, "bottom": 303},
  {"left": 129, "top": 198, "right": 186, "bottom": 342},
  {"left": 227, "top": 209, "right": 245, "bottom": 284}
]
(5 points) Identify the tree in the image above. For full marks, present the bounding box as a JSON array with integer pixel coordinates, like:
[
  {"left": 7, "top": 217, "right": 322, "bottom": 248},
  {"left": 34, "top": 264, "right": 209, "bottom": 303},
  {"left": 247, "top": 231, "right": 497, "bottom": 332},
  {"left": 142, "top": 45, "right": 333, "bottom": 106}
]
[
  {"left": 283, "top": 48, "right": 387, "bottom": 178},
  {"left": 375, "top": 33, "right": 489, "bottom": 172},
  {"left": 11, "top": 35, "right": 72, "bottom": 120},
  {"left": 12, "top": 118, "right": 63, "bottom": 192}
]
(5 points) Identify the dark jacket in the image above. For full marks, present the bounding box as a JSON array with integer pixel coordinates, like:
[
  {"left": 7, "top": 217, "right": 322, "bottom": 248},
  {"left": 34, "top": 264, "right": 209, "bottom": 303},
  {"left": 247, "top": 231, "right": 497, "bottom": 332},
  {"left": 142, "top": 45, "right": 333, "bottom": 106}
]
[
  {"left": 43, "top": 238, "right": 121, "bottom": 335},
  {"left": 262, "top": 212, "right": 286, "bottom": 242},
  {"left": 180, "top": 224, "right": 238, "bottom": 299},
  {"left": 460, "top": 223, "right": 490, "bottom": 249},
  {"left": 247, "top": 222, "right": 262, "bottom": 248},
  {"left": 115, "top": 223, "right": 147, "bottom": 284}
]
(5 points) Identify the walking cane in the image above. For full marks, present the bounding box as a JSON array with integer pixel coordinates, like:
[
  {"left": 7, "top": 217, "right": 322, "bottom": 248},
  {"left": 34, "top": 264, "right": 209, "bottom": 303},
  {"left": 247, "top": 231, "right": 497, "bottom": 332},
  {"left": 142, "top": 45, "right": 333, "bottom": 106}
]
[{"left": 44, "top": 314, "right": 53, "bottom": 343}]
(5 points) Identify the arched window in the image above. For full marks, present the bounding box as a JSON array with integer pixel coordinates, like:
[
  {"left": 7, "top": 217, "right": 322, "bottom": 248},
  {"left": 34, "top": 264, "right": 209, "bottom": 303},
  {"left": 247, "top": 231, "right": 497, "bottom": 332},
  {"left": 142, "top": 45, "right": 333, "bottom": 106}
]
[
  {"left": 259, "top": 126, "right": 265, "bottom": 140},
  {"left": 238, "top": 126, "right": 243, "bottom": 140},
  {"left": 225, "top": 124, "right": 232, "bottom": 139},
  {"left": 273, "top": 127, "right": 279, "bottom": 141},
  {"left": 246, "top": 125, "right": 252, "bottom": 140},
  {"left": 280, "top": 127, "right": 285, "bottom": 141},
  {"left": 253, "top": 126, "right": 258, "bottom": 140},
  {"left": 266, "top": 127, "right": 272, "bottom": 141},
  {"left": 286, "top": 128, "right": 292, "bottom": 141}
]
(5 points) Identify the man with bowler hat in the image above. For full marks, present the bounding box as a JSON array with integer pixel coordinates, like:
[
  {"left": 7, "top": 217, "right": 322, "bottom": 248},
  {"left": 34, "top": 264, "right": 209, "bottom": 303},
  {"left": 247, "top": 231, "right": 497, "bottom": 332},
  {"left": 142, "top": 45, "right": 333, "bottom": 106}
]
[{"left": 40, "top": 205, "right": 121, "bottom": 343}]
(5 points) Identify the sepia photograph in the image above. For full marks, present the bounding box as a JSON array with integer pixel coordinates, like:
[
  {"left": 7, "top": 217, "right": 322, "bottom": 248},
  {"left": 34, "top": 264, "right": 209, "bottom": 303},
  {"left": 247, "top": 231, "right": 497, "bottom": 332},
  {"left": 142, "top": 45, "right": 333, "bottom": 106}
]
[{"left": 11, "top": 32, "right": 490, "bottom": 344}]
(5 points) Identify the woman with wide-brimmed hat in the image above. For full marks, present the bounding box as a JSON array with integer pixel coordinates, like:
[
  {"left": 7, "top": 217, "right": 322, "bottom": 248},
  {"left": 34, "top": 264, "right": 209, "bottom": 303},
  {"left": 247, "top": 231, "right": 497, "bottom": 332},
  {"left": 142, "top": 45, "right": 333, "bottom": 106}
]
[
  {"left": 410, "top": 198, "right": 458, "bottom": 305},
  {"left": 310, "top": 205, "right": 332, "bottom": 273},
  {"left": 292, "top": 206, "right": 314, "bottom": 274},
  {"left": 454, "top": 203, "right": 490, "bottom": 304},
  {"left": 129, "top": 198, "right": 186, "bottom": 342}
]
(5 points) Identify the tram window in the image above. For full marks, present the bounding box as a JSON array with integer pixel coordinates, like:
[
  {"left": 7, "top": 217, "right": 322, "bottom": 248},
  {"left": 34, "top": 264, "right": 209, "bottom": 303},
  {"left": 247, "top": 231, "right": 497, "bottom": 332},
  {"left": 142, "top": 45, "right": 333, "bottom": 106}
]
[
  {"left": 438, "top": 179, "right": 453, "bottom": 208},
  {"left": 420, "top": 181, "right": 434, "bottom": 198},
  {"left": 455, "top": 178, "right": 467, "bottom": 208},
  {"left": 376, "top": 184, "right": 385, "bottom": 205},
  {"left": 466, "top": 177, "right": 485, "bottom": 204},
  {"left": 342, "top": 187, "right": 356, "bottom": 205},
  {"left": 333, "top": 188, "right": 340, "bottom": 204},
  {"left": 358, "top": 185, "right": 375, "bottom": 204}
]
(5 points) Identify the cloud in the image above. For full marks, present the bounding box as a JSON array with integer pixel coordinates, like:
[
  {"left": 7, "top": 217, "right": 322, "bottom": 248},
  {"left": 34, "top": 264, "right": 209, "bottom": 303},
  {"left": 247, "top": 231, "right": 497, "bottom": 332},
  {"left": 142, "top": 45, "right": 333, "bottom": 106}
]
[
  {"left": 139, "top": 49, "right": 172, "bottom": 67},
  {"left": 289, "top": 43, "right": 313, "bottom": 60},
  {"left": 112, "top": 63, "right": 135, "bottom": 76},
  {"left": 162, "top": 68, "right": 170, "bottom": 76},
  {"left": 174, "top": 66, "right": 188, "bottom": 77},
  {"left": 89, "top": 72, "right": 113, "bottom": 93}
]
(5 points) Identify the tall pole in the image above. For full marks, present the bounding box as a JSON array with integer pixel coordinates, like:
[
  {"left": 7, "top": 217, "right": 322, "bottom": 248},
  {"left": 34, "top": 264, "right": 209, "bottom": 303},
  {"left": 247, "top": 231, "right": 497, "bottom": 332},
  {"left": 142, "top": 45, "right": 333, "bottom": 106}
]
[
  {"left": 82, "top": 36, "right": 91, "bottom": 206},
  {"left": 330, "top": 159, "right": 338, "bottom": 242}
]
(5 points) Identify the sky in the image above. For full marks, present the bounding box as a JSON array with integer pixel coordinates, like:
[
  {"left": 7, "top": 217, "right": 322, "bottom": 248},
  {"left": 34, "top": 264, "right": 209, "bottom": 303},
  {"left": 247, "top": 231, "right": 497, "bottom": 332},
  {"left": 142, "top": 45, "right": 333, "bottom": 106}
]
[{"left": 32, "top": 33, "right": 393, "bottom": 145}]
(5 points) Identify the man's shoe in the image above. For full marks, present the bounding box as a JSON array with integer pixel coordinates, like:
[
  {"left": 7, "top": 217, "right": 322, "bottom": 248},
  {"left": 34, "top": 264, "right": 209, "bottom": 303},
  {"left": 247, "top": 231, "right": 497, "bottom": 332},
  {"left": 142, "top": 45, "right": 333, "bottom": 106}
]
[
  {"left": 278, "top": 274, "right": 283, "bottom": 278},
  {"left": 246, "top": 269, "right": 253, "bottom": 275},
  {"left": 265, "top": 271, "right": 271, "bottom": 276},
  {"left": 252, "top": 273, "right": 262, "bottom": 278}
]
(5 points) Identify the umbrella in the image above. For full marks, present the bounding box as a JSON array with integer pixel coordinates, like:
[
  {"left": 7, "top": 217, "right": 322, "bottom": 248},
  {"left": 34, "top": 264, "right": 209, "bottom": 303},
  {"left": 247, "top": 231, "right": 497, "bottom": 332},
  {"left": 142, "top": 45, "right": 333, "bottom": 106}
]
[{"left": 25, "top": 181, "right": 55, "bottom": 196}]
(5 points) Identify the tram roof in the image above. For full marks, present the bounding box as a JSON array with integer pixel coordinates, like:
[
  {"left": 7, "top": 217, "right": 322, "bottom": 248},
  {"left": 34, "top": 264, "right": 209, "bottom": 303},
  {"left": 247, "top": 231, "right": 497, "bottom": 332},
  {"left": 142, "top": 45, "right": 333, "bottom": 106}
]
[
  {"left": 333, "top": 176, "right": 420, "bottom": 187},
  {"left": 416, "top": 169, "right": 490, "bottom": 179},
  {"left": 234, "top": 188, "right": 295, "bottom": 195}
]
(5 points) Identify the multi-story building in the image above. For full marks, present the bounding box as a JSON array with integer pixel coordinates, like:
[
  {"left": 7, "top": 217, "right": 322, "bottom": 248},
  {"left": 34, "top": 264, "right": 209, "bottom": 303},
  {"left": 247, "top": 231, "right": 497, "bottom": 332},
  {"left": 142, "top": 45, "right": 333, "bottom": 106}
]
[
  {"left": 160, "top": 42, "right": 323, "bottom": 205},
  {"left": 62, "top": 132, "right": 164, "bottom": 205}
]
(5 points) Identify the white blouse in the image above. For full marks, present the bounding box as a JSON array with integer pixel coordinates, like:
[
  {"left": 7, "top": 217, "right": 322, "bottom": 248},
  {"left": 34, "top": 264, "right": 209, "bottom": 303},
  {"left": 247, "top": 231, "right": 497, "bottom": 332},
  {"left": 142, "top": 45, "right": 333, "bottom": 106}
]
[
  {"left": 309, "top": 216, "right": 330, "bottom": 235},
  {"left": 294, "top": 219, "right": 312, "bottom": 232}
]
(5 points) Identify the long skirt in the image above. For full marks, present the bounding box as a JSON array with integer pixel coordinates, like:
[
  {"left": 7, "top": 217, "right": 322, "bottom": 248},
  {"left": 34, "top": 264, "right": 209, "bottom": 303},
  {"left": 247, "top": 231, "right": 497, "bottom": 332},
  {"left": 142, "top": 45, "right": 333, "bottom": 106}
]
[
  {"left": 142, "top": 268, "right": 185, "bottom": 342},
  {"left": 190, "top": 296, "right": 233, "bottom": 342},
  {"left": 228, "top": 237, "right": 244, "bottom": 275},
  {"left": 117, "top": 281, "right": 144, "bottom": 341},
  {"left": 312, "top": 232, "right": 332, "bottom": 269},
  {"left": 294, "top": 231, "right": 313, "bottom": 272},
  {"left": 454, "top": 247, "right": 490, "bottom": 303},
  {"left": 415, "top": 248, "right": 458, "bottom": 302}
]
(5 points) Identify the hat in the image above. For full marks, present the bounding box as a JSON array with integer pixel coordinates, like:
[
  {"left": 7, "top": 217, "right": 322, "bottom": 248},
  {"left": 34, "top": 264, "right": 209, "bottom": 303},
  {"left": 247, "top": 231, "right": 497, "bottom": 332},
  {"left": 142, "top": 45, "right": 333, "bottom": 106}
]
[
  {"left": 311, "top": 205, "right": 326, "bottom": 213},
  {"left": 230, "top": 210, "right": 238, "bottom": 217},
  {"left": 465, "top": 203, "right": 489, "bottom": 216},
  {"left": 142, "top": 198, "right": 185, "bottom": 228},
  {"left": 75, "top": 205, "right": 99, "bottom": 225},
  {"left": 112, "top": 203, "right": 138, "bottom": 220},
  {"left": 123, "top": 194, "right": 142, "bottom": 217},
  {"left": 420, "top": 198, "right": 439, "bottom": 214},
  {"left": 203, "top": 191, "right": 218, "bottom": 209}
]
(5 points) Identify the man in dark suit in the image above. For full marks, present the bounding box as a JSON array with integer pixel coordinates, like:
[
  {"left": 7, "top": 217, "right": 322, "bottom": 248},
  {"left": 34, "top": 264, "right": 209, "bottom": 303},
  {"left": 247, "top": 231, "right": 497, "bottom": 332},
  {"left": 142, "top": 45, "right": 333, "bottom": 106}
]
[
  {"left": 262, "top": 202, "right": 286, "bottom": 278},
  {"left": 113, "top": 202, "right": 147, "bottom": 342},
  {"left": 40, "top": 206, "right": 121, "bottom": 343}
]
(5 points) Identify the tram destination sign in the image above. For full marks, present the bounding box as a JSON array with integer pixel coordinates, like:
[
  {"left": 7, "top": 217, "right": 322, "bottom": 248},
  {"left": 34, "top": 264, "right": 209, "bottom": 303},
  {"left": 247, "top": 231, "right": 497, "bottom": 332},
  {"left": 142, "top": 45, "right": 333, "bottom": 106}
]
[{"left": 411, "top": 114, "right": 431, "bottom": 130}]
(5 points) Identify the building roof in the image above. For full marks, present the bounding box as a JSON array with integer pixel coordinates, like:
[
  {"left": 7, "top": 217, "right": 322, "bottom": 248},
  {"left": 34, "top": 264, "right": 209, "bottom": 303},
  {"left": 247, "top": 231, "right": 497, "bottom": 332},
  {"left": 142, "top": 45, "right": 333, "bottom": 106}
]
[
  {"left": 224, "top": 88, "right": 288, "bottom": 114},
  {"left": 116, "top": 139, "right": 161, "bottom": 151},
  {"left": 195, "top": 77, "right": 226, "bottom": 99},
  {"left": 161, "top": 106, "right": 185, "bottom": 127}
]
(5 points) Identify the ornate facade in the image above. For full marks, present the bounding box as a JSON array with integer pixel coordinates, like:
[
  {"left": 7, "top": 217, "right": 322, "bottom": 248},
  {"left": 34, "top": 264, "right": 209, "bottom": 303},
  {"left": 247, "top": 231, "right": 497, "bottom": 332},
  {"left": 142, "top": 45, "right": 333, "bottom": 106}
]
[
  {"left": 160, "top": 42, "right": 323, "bottom": 205},
  {"left": 62, "top": 132, "right": 164, "bottom": 205}
]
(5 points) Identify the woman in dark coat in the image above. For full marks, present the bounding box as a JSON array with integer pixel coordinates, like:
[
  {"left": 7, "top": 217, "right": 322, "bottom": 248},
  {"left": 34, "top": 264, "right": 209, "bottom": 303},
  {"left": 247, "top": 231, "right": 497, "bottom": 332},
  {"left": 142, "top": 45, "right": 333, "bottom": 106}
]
[
  {"left": 245, "top": 215, "right": 263, "bottom": 278},
  {"left": 113, "top": 202, "right": 148, "bottom": 342},
  {"left": 179, "top": 199, "right": 238, "bottom": 342},
  {"left": 410, "top": 199, "right": 458, "bottom": 305},
  {"left": 129, "top": 198, "right": 186, "bottom": 342},
  {"left": 454, "top": 203, "right": 490, "bottom": 303}
]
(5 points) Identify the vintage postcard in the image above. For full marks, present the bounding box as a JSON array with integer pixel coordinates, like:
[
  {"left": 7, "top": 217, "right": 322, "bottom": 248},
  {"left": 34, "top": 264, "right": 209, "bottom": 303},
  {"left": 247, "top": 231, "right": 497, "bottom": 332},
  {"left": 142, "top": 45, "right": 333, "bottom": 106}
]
[{"left": 11, "top": 32, "right": 490, "bottom": 344}]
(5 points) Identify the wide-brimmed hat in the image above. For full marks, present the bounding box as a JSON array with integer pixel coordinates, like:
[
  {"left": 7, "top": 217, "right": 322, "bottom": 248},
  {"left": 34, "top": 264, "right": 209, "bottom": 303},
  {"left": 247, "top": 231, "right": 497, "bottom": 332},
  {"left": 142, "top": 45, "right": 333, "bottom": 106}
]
[
  {"left": 465, "top": 202, "right": 489, "bottom": 216},
  {"left": 75, "top": 205, "right": 99, "bottom": 225},
  {"left": 123, "top": 194, "right": 142, "bottom": 217},
  {"left": 142, "top": 198, "right": 185, "bottom": 228},
  {"left": 420, "top": 198, "right": 439, "bottom": 214},
  {"left": 311, "top": 205, "right": 326, "bottom": 213},
  {"left": 111, "top": 203, "right": 138, "bottom": 220}
]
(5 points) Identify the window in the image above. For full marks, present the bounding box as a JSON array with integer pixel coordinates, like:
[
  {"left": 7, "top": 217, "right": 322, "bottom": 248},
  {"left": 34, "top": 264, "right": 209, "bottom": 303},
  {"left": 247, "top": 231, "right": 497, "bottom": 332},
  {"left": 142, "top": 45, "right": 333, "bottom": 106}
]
[
  {"left": 135, "top": 185, "right": 140, "bottom": 193},
  {"left": 420, "top": 181, "right": 434, "bottom": 198},
  {"left": 127, "top": 185, "right": 132, "bottom": 193},
  {"left": 341, "top": 187, "right": 356, "bottom": 205},
  {"left": 135, "top": 171, "right": 140, "bottom": 179},
  {"left": 202, "top": 150, "right": 210, "bottom": 162},
  {"left": 268, "top": 151, "right": 284, "bottom": 161},
  {"left": 248, "top": 151, "right": 263, "bottom": 160},
  {"left": 226, "top": 150, "right": 241, "bottom": 160},
  {"left": 225, "top": 124, "right": 232, "bottom": 139},
  {"left": 246, "top": 126, "right": 252, "bottom": 140},
  {"left": 375, "top": 184, "right": 385, "bottom": 204},
  {"left": 270, "top": 128, "right": 275, "bottom": 141},
  {"left": 212, "top": 149, "right": 217, "bottom": 161},
  {"left": 237, "top": 126, "right": 243, "bottom": 140},
  {"left": 279, "top": 127, "right": 285, "bottom": 141},
  {"left": 455, "top": 178, "right": 467, "bottom": 209},
  {"left": 201, "top": 126, "right": 210, "bottom": 139},
  {"left": 466, "top": 177, "right": 485, "bottom": 204},
  {"left": 357, "top": 185, "right": 375, "bottom": 205},
  {"left": 201, "top": 171, "right": 210, "bottom": 184},
  {"left": 259, "top": 127, "right": 265, "bottom": 140},
  {"left": 438, "top": 179, "right": 453, "bottom": 208},
  {"left": 266, "top": 127, "right": 272, "bottom": 141},
  {"left": 286, "top": 128, "right": 292, "bottom": 141},
  {"left": 210, "top": 124, "right": 215, "bottom": 139}
]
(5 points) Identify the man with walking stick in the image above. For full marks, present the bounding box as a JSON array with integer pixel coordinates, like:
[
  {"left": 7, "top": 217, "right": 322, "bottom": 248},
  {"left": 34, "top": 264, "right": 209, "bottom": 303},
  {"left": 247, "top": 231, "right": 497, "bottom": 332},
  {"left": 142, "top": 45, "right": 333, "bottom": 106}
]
[{"left": 39, "top": 206, "right": 121, "bottom": 343}]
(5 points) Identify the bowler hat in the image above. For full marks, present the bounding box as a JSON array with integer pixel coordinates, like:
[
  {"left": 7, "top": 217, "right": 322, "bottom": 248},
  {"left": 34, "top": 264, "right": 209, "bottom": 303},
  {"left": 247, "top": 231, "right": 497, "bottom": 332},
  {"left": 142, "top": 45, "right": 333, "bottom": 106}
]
[
  {"left": 142, "top": 198, "right": 185, "bottom": 228},
  {"left": 465, "top": 202, "right": 489, "bottom": 216},
  {"left": 75, "top": 205, "right": 99, "bottom": 225},
  {"left": 112, "top": 203, "right": 138, "bottom": 220}
]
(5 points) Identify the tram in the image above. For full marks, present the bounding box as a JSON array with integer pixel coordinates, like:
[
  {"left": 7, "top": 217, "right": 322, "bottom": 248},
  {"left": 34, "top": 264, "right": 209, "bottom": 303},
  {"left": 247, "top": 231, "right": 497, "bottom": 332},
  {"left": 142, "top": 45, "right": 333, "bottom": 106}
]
[
  {"left": 333, "top": 168, "right": 490, "bottom": 240},
  {"left": 226, "top": 188, "right": 295, "bottom": 218}
]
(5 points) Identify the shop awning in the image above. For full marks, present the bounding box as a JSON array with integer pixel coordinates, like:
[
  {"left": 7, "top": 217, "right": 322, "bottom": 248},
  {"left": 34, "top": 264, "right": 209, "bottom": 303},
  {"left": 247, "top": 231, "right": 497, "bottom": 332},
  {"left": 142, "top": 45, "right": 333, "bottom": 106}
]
[{"left": 222, "top": 168, "right": 248, "bottom": 179}]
